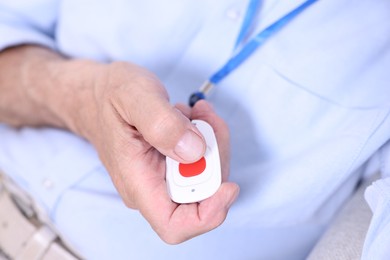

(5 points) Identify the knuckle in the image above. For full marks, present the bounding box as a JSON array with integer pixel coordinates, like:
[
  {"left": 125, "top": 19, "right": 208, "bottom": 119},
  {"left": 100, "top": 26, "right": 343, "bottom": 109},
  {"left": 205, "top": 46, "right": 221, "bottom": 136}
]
[{"left": 146, "top": 109, "right": 183, "bottom": 145}]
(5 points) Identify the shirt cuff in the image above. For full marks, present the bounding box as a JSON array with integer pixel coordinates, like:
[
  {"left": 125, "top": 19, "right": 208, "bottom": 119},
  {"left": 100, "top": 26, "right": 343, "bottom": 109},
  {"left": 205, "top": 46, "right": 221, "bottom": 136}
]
[{"left": 0, "top": 24, "right": 55, "bottom": 52}]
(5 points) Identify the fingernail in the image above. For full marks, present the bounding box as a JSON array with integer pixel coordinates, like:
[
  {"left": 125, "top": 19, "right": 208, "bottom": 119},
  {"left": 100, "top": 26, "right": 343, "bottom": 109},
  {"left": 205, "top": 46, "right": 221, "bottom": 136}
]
[{"left": 174, "top": 130, "right": 205, "bottom": 162}]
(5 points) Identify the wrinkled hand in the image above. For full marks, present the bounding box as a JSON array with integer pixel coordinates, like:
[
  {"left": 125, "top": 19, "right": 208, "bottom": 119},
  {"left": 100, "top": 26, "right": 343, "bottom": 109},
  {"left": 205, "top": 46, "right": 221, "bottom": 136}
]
[
  {"left": 74, "top": 62, "right": 239, "bottom": 244},
  {"left": 0, "top": 45, "right": 239, "bottom": 244}
]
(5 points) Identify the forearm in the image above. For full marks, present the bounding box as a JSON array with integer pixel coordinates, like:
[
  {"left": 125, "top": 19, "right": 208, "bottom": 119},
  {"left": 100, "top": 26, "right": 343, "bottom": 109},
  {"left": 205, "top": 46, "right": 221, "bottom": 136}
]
[{"left": 0, "top": 45, "right": 104, "bottom": 138}]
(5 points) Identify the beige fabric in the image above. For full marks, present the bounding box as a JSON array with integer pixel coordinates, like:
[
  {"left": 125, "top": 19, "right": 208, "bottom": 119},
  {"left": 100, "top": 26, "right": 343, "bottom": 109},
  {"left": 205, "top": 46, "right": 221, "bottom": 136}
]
[
  {"left": 0, "top": 184, "right": 37, "bottom": 258},
  {"left": 0, "top": 174, "right": 79, "bottom": 260},
  {"left": 15, "top": 226, "right": 57, "bottom": 260},
  {"left": 42, "top": 243, "right": 79, "bottom": 260},
  {"left": 307, "top": 176, "right": 377, "bottom": 260},
  {"left": 0, "top": 253, "right": 8, "bottom": 260}
]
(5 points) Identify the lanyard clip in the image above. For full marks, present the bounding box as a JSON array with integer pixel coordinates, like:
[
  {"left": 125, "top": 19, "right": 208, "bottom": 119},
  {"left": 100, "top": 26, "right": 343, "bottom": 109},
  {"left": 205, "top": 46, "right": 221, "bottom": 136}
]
[{"left": 188, "top": 81, "right": 215, "bottom": 107}]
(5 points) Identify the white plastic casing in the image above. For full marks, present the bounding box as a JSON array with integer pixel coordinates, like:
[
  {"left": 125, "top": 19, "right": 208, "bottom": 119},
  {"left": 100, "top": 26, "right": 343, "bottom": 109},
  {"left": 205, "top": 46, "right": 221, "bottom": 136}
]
[{"left": 166, "top": 120, "right": 221, "bottom": 204}]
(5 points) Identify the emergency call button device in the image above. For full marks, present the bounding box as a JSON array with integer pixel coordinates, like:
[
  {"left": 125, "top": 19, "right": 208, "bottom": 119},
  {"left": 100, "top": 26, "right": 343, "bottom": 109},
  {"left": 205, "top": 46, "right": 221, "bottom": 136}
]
[{"left": 166, "top": 120, "right": 221, "bottom": 204}]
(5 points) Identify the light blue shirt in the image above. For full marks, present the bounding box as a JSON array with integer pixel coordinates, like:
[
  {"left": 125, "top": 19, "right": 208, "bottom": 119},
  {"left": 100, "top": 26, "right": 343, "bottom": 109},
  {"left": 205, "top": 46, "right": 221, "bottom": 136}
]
[{"left": 0, "top": 0, "right": 390, "bottom": 259}]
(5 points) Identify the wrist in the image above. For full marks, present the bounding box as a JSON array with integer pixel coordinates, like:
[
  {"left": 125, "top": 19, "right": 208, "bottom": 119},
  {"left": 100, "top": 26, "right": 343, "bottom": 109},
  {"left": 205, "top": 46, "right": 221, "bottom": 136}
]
[
  {"left": 42, "top": 58, "right": 108, "bottom": 140},
  {"left": 16, "top": 46, "right": 107, "bottom": 140}
]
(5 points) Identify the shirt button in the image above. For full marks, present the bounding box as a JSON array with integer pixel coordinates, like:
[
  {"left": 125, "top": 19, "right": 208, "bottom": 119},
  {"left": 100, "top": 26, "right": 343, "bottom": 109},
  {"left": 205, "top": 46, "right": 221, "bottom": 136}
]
[
  {"left": 226, "top": 8, "right": 241, "bottom": 21},
  {"left": 42, "top": 178, "right": 54, "bottom": 190}
]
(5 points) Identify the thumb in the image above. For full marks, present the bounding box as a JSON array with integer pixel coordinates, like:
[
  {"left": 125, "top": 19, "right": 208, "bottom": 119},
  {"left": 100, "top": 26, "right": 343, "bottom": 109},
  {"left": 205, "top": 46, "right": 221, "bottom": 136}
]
[{"left": 129, "top": 92, "right": 206, "bottom": 163}]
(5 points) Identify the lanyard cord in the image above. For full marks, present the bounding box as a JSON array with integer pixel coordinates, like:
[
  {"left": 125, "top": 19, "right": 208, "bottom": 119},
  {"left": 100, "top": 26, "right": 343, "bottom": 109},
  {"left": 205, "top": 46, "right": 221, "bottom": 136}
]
[
  {"left": 189, "top": 0, "right": 319, "bottom": 107},
  {"left": 234, "top": 0, "right": 262, "bottom": 50}
]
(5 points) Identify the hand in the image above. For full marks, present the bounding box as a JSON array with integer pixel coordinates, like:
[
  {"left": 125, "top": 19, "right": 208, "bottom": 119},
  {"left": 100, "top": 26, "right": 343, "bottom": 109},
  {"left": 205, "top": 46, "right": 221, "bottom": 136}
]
[
  {"left": 0, "top": 45, "right": 239, "bottom": 244},
  {"left": 71, "top": 62, "right": 239, "bottom": 244}
]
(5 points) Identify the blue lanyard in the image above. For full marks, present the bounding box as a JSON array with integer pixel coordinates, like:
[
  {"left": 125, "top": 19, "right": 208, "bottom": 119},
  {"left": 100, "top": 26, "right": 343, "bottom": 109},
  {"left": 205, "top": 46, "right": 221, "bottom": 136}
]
[{"left": 189, "top": 0, "right": 319, "bottom": 107}]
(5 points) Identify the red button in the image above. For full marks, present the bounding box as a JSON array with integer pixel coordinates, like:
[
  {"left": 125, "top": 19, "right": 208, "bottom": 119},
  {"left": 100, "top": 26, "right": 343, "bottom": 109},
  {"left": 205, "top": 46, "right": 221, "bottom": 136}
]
[{"left": 179, "top": 157, "right": 206, "bottom": 177}]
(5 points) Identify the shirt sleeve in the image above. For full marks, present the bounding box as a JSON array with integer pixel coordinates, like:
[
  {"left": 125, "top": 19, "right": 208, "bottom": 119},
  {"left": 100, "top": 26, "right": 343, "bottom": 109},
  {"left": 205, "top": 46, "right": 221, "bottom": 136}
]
[{"left": 0, "top": 1, "right": 59, "bottom": 51}]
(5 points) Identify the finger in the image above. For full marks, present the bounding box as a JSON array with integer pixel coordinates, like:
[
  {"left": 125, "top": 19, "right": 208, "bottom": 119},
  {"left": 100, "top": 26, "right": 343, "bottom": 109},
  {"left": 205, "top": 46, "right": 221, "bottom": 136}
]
[
  {"left": 191, "top": 100, "right": 231, "bottom": 181},
  {"left": 174, "top": 103, "right": 191, "bottom": 118},
  {"left": 169, "top": 182, "right": 239, "bottom": 244},
  {"left": 112, "top": 69, "right": 206, "bottom": 163},
  {"left": 137, "top": 96, "right": 205, "bottom": 163},
  {"left": 196, "top": 182, "right": 239, "bottom": 232},
  {"left": 139, "top": 180, "right": 239, "bottom": 244}
]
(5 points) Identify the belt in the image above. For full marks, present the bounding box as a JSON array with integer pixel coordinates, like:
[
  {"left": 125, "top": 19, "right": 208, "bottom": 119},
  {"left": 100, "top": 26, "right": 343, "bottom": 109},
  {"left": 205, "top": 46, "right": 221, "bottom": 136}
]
[{"left": 0, "top": 172, "right": 81, "bottom": 260}]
